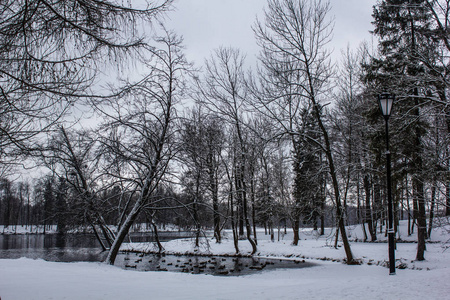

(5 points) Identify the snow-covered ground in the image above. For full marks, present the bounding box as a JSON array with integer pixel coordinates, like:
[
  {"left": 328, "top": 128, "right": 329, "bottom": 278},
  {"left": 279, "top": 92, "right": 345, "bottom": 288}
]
[{"left": 1, "top": 220, "right": 450, "bottom": 300}]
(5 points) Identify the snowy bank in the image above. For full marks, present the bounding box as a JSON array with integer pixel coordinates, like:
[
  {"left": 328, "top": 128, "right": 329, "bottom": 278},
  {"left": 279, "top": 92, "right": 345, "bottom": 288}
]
[
  {"left": 120, "top": 220, "right": 450, "bottom": 271},
  {"left": 1, "top": 256, "right": 449, "bottom": 300},
  {"left": 1, "top": 220, "right": 450, "bottom": 299}
]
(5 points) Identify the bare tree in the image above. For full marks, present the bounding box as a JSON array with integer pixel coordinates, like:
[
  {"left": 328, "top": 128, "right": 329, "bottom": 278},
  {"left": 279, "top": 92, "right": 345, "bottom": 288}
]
[
  {"left": 253, "top": 0, "right": 355, "bottom": 264},
  {"left": 332, "top": 47, "right": 381, "bottom": 242},
  {"left": 179, "top": 107, "right": 225, "bottom": 244},
  {"left": 194, "top": 47, "right": 257, "bottom": 254},
  {"left": 0, "top": 0, "right": 172, "bottom": 168},
  {"left": 179, "top": 108, "right": 209, "bottom": 248},
  {"left": 41, "top": 126, "right": 114, "bottom": 249},
  {"left": 98, "top": 29, "right": 189, "bottom": 265}
]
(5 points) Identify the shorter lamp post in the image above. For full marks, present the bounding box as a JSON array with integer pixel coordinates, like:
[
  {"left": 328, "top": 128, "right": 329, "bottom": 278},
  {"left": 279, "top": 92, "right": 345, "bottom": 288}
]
[{"left": 378, "top": 92, "right": 396, "bottom": 275}]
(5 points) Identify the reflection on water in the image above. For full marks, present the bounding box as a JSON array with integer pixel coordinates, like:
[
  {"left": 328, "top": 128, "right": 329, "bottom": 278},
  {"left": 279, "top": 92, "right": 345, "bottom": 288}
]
[
  {"left": 0, "top": 232, "right": 193, "bottom": 262},
  {"left": 0, "top": 247, "right": 109, "bottom": 262},
  {"left": 1, "top": 233, "right": 100, "bottom": 250},
  {"left": 0, "top": 233, "right": 105, "bottom": 262}
]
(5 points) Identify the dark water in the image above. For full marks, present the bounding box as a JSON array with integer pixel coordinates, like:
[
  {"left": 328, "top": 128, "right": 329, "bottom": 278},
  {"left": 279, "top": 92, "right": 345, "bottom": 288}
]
[
  {"left": 0, "top": 233, "right": 315, "bottom": 275},
  {"left": 117, "top": 252, "right": 315, "bottom": 276},
  {"left": 0, "top": 232, "right": 192, "bottom": 262}
]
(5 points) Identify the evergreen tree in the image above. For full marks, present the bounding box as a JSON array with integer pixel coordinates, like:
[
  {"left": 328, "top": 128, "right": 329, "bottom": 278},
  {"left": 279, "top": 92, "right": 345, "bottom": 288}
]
[
  {"left": 293, "top": 110, "right": 323, "bottom": 233},
  {"left": 365, "top": 0, "right": 437, "bottom": 260},
  {"left": 55, "top": 177, "right": 68, "bottom": 234},
  {"left": 43, "top": 177, "right": 55, "bottom": 233}
]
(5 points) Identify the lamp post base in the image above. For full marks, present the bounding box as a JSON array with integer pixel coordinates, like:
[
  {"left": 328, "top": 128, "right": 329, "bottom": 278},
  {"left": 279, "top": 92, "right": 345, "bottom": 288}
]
[{"left": 388, "top": 231, "right": 396, "bottom": 275}]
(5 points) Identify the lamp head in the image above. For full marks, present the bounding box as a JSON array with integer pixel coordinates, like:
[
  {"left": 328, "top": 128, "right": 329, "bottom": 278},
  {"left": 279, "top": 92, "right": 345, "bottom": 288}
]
[{"left": 378, "top": 92, "right": 395, "bottom": 120}]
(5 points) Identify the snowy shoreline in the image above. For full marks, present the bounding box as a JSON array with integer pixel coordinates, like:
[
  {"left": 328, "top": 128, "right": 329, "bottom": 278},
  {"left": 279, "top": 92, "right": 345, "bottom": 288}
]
[
  {"left": 1, "top": 220, "right": 450, "bottom": 299},
  {"left": 117, "top": 220, "right": 450, "bottom": 271}
]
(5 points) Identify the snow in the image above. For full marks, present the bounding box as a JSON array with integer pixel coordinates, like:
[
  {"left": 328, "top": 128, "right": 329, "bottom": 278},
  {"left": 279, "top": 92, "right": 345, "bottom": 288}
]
[
  {"left": 1, "top": 220, "right": 450, "bottom": 299},
  {"left": 1, "top": 256, "right": 449, "bottom": 299}
]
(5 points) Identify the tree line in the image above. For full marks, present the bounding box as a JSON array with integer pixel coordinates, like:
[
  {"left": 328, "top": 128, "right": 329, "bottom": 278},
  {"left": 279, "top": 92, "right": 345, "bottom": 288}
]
[{"left": 1, "top": 0, "right": 450, "bottom": 264}]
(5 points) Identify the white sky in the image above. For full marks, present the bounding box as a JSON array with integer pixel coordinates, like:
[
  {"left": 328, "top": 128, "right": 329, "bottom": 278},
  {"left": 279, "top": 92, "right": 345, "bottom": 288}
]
[{"left": 166, "top": 0, "right": 377, "bottom": 67}]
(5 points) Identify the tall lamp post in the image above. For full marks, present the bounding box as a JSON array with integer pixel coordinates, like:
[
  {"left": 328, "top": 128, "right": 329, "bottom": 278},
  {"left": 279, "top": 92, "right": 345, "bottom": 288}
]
[{"left": 378, "top": 92, "right": 396, "bottom": 275}]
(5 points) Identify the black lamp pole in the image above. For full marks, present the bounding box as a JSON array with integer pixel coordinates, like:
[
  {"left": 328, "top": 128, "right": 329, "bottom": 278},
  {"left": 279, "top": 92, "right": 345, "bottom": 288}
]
[{"left": 378, "top": 92, "right": 396, "bottom": 275}]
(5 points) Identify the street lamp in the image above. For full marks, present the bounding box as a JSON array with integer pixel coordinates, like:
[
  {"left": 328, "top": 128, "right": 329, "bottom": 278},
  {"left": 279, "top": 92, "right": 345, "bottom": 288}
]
[{"left": 378, "top": 92, "right": 396, "bottom": 275}]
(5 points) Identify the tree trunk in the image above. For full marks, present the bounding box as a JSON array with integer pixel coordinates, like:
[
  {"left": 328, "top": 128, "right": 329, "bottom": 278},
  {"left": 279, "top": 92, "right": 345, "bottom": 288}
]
[
  {"left": 428, "top": 183, "right": 436, "bottom": 239},
  {"left": 151, "top": 221, "right": 164, "bottom": 253},
  {"left": 320, "top": 178, "right": 325, "bottom": 236},
  {"left": 250, "top": 177, "right": 258, "bottom": 245},
  {"left": 270, "top": 221, "right": 274, "bottom": 242},
  {"left": 241, "top": 174, "right": 257, "bottom": 254},
  {"left": 364, "top": 175, "right": 376, "bottom": 242},
  {"left": 357, "top": 177, "right": 367, "bottom": 241},
  {"left": 106, "top": 203, "right": 141, "bottom": 265},
  {"left": 313, "top": 103, "right": 355, "bottom": 264},
  {"left": 235, "top": 172, "right": 245, "bottom": 238},
  {"left": 405, "top": 173, "right": 411, "bottom": 236},
  {"left": 412, "top": 94, "right": 426, "bottom": 261},
  {"left": 212, "top": 180, "right": 221, "bottom": 243},
  {"left": 414, "top": 176, "right": 427, "bottom": 261},
  {"left": 208, "top": 151, "right": 221, "bottom": 243},
  {"left": 320, "top": 209, "right": 325, "bottom": 236},
  {"left": 292, "top": 218, "right": 300, "bottom": 246},
  {"left": 91, "top": 224, "right": 107, "bottom": 251},
  {"left": 106, "top": 162, "right": 163, "bottom": 265},
  {"left": 229, "top": 184, "right": 240, "bottom": 254},
  {"left": 334, "top": 224, "right": 340, "bottom": 249},
  {"left": 193, "top": 172, "right": 202, "bottom": 249},
  {"left": 446, "top": 113, "right": 450, "bottom": 216},
  {"left": 447, "top": 178, "right": 450, "bottom": 217},
  {"left": 98, "top": 221, "right": 114, "bottom": 248},
  {"left": 193, "top": 196, "right": 200, "bottom": 249}
]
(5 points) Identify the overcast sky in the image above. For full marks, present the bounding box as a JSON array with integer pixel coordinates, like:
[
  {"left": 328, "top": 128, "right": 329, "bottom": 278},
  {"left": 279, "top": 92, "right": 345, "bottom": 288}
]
[{"left": 165, "top": 0, "right": 378, "bottom": 66}]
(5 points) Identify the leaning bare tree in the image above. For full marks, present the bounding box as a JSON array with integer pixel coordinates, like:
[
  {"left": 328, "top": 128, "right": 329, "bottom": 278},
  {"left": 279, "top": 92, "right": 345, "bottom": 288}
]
[
  {"left": 98, "top": 29, "right": 189, "bottom": 265},
  {"left": 41, "top": 127, "right": 115, "bottom": 250},
  {"left": 0, "top": 0, "right": 172, "bottom": 170},
  {"left": 253, "top": 0, "right": 355, "bottom": 264}
]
